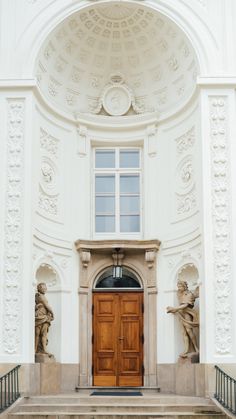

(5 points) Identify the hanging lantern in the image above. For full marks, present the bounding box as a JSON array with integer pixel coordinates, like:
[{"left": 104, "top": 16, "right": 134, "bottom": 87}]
[{"left": 112, "top": 248, "right": 123, "bottom": 279}]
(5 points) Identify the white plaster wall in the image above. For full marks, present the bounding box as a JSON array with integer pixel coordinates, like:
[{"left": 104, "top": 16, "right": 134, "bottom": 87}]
[
  {"left": 32, "top": 101, "right": 80, "bottom": 363},
  {"left": 0, "top": 0, "right": 236, "bottom": 366},
  {"left": 155, "top": 99, "right": 202, "bottom": 363},
  {"left": 30, "top": 92, "right": 202, "bottom": 364}
]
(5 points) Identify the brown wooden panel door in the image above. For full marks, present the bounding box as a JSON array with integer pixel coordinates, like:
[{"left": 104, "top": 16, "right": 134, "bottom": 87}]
[
  {"left": 93, "top": 293, "right": 117, "bottom": 386},
  {"left": 93, "top": 292, "right": 143, "bottom": 387},
  {"left": 118, "top": 293, "right": 143, "bottom": 386}
]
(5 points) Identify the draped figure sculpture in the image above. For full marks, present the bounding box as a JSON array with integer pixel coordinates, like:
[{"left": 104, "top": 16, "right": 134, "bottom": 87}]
[
  {"left": 35, "top": 282, "right": 54, "bottom": 358},
  {"left": 167, "top": 280, "right": 199, "bottom": 358}
]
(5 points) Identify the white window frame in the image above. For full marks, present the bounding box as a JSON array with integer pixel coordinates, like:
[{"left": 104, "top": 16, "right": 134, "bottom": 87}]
[{"left": 93, "top": 146, "right": 142, "bottom": 238}]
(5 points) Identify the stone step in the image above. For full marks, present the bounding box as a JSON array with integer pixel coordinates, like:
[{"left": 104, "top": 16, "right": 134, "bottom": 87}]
[
  {"left": 10, "top": 394, "right": 226, "bottom": 419},
  {"left": 22, "top": 397, "right": 214, "bottom": 405},
  {"left": 8, "top": 413, "right": 226, "bottom": 419},
  {"left": 14, "top": 404, "right": 222, "bottom": 414}
]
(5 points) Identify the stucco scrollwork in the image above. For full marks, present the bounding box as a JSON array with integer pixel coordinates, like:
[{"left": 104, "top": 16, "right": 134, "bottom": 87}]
[
  {"left": 41, "top": 162, "right": 54, "bottom": 184},
  {"left": 173, "top": 128, "right": 197, "bottom": 220},
  {"left": 38, "top": 186, "right": 58, "bottom": 216},
  {"left": 210, "top": 97, "right": 232, "bottom": 354},
  {"left": 176, "top": 156, "right": 194, "bottom": 194},
  {"left": 176, "top": 188, "right": 197, "bottom": 215},
  {"left": 38, "top": 128, "right": 61, "bottom": 219},
  {"left": 181, "top": 161, "right": 193, "bottom": 184},
  {"left": 3, "top": 100, "right": 25, "bottom": 354},
  {"left": 40, "top": 157, "right": 58, "bottom": 195},
  {"left": 40, "top": 128, "right": 58, "bottom": 157},
  {"left": 102, "top": 84, "right": 132, "bottom": 116},
  {"left": 176, "top": 127, "right": 195, "bottom": 155}
]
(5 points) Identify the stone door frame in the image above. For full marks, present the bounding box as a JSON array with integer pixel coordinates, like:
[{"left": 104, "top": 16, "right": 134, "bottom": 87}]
[{"left": 75, "top": 239, "right": 160, "bottom": 387}]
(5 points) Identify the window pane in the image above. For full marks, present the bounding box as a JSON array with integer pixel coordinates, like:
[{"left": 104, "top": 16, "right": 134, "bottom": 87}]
[
  {"left": 120, "top": 175, "right": 139, "bottom": 194},
  {"left": 95, "top": 150, "right": 115, "bottom": 168},
  {"left": 96, "top": 216, "right": 115, "bottom": 232},
  {"left": 96, "top": 196, "right": 115, "bottom": 214},
  {"left": 95, "top": 175, "right": 115, "bottom": 193},
  {"left": 120, "top": 215, "right": 140, "bottom": 232},
  {"left": 120, "top": 150, "right": 140, "bottom": 168},
  {"left": 120, "top": 196, "right": 139, "bottom": 214}
]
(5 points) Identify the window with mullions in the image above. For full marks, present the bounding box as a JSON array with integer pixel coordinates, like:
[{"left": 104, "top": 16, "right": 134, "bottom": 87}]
[{"left": 94, "top": 148, "right": 141, "bottom": 234}]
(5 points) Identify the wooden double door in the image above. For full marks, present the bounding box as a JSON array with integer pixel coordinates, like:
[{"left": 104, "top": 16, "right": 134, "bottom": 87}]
[{"left": 93, "top": 292, "right": 143, "bottom": 387}]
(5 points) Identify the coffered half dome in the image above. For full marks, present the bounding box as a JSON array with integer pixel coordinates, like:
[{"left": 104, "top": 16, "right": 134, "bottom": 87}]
[{"left": 35, "top": 1, "right": 199, "bottom": 119}]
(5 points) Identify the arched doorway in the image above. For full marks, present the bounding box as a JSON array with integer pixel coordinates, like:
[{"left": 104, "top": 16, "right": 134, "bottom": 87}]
[
  {"left": 76, "top": 239, "right": 159, "bottom": 387},
  {"left": 93, "top": 267, "right": 143, "bottom": 386}
]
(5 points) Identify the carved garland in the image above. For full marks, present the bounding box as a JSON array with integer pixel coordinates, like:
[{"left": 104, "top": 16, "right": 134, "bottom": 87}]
[
  {"left": 174, "top": 128, "right": 197, "bottom": 218},
  {"left": 38, "top": 128, "right": 60, "bottom": 217},
  {"left": 3, "top": 100, "right": 25, "bottom": 354},
  {"left": 210, "top": 97, "right": 232, "bottom": 354}
]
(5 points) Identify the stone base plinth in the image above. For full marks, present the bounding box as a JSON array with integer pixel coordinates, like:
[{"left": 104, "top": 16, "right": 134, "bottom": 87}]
[
  {"left": 178, "top": 352, "right": 199, "bottom": 364},
  {"left": 35, "top": 353, "right": 56, "bottom": 363}
]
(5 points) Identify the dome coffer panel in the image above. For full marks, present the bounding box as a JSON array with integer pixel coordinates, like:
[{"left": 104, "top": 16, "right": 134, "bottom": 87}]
[{"left": 35, "top": 1, "right": 198, "bottom": 118}]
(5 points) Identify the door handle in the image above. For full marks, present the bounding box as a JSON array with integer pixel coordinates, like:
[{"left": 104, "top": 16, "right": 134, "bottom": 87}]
[{"left": 118, "top": 336, "right": 124, "bottom": 340}]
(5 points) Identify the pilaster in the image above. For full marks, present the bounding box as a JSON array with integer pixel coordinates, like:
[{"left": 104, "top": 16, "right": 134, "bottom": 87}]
[
  {"left": 0, "top": 89, "right": 34, "bottom": 363},
  {"left": 199, "top": 79, "right": 236, "bottom": 363}
]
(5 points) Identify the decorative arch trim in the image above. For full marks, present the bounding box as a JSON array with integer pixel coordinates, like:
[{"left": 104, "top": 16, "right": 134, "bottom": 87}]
[
  {"left": 17, "top": 0, "right": 217, "bottom": 79},
  {"left": 75, "top": 239, "right": 160, "bottom": 386}
]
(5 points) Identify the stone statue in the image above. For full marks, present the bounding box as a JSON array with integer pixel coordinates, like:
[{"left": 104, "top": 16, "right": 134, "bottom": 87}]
[
  {"left": 35, "top": 282, "right": 54, "bottom": 359},
  {"left": 166, "top": 280, "right": 199, "bottom": 359}
]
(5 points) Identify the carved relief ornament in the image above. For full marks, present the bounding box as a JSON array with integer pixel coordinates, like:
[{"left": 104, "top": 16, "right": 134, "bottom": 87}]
[
  {"left": 75, "top": 239, "right": 160, "bottom": 289},
  {"left": 3, "top": 100, "right": 25, "bottom": 354},
  {"left": 87, "top": 74, "right": 155, "bottom": 116},
  {"left": 210, "top": 97, "right": 232, "bottom": 354},
  {"left": 102, "top": 84, "right": 132, "bottom": 116},
  {"left": 176, "top": 127, "right": 195, "bottom": 155},
  {"left": 38, "top": 128, "right": 61, "bottom": 219}
]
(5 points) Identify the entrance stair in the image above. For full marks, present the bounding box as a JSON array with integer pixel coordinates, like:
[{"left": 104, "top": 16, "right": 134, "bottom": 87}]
[{"left": 8, "top": 393, "right": 227, "bottom": 419}]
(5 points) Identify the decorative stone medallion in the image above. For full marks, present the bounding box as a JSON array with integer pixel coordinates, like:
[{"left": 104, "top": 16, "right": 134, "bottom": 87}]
[{"left": 102, "top": 84, "right": 132, "bottom": 116}]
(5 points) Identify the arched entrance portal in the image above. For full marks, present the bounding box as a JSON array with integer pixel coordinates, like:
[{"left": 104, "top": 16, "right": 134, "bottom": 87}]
[
  {"left": 76, "top": 239, "right": 160, "bottom": 387},
  {"left": 93, "top": 267, "right": 143, "bottom": 386}
]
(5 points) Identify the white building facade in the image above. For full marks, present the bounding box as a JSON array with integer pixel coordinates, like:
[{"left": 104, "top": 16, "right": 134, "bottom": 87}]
[{"left": 1, "top": 0, "right": 236, "bottom": 394}]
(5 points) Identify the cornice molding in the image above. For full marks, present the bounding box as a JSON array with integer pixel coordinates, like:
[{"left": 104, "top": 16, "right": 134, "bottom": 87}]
[
  {"left": 0, "top": 79, "right": 36, "bottom": 88},
  {"left": 197, "top": 76, "right": 236, "bottom": 87}
]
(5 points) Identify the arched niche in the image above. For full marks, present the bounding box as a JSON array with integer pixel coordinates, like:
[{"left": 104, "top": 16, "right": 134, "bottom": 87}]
[
  {"left": 173, "top": 263, "right": 200, "bottom": 361},
  {"left": 177, "top": 263, "right": 199, "bottom": 290},
  {"left": 18, "top": 0, "right": 218, "bottom": 80},
  {"left": 36, "top": 263, "right": 59, "bottom": 288},
  {"left": 35, "top": 263, "right": 62, "bottom": 362},
  {"left": 33, "top": 1, "right": 200, "bottom": 121}
]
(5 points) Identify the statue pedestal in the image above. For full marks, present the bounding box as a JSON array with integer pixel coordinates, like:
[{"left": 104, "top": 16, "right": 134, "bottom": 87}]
[
  {"left": 35, "top": 353, "right": 56, "bottom": 363},
  {"left": 178, "top": 352, "right": 199, "bottom": 364}
]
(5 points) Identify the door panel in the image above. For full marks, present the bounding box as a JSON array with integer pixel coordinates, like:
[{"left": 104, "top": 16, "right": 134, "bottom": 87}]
[
  {"left": 93, "top": 294, "right": 117, "bottom": 386},
  {"left": 119, "top": 293, "right": 143, "bottom": 386},
  {"left": 121, "top": 319, "right": 140, "bottom": 351},
  {"left": 93, "top": 292, "right": 143, "bottom": 386}
]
